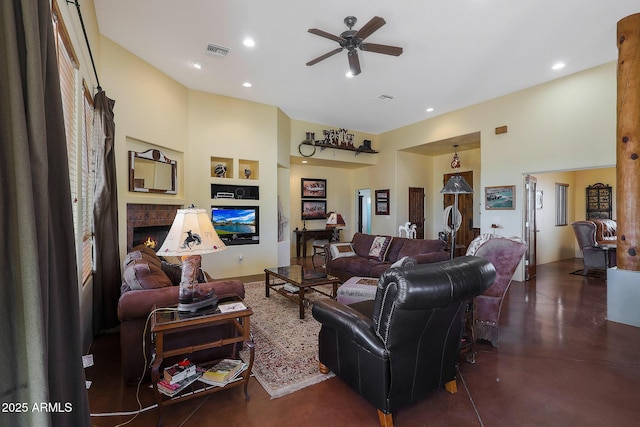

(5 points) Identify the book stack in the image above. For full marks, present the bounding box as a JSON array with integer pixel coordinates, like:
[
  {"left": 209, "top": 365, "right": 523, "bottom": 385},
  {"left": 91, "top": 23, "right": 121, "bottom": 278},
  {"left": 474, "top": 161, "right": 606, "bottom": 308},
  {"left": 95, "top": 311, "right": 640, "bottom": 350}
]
[
  {"left": 198, "top": 359, "right": 248, "bottom": 387},
  {"left": 156, "top": 373, "right": 201, "bottom": 397},
  {"left": 164, "top": 359, "right": 196, "bottom": 384}
]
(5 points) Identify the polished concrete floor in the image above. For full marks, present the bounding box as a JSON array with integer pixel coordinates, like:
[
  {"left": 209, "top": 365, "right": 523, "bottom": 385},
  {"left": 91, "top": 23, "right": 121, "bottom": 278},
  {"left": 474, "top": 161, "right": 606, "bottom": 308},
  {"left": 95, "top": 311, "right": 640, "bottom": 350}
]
[{"left": 87, "top": 258, "right": 640, "bottom": 426}]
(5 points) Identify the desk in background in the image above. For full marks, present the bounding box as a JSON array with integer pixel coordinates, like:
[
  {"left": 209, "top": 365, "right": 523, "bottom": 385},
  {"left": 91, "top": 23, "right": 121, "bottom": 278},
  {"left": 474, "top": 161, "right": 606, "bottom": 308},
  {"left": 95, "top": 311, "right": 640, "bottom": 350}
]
[{"left": 294, "top": 228, "right": 340, "bottom": 258}]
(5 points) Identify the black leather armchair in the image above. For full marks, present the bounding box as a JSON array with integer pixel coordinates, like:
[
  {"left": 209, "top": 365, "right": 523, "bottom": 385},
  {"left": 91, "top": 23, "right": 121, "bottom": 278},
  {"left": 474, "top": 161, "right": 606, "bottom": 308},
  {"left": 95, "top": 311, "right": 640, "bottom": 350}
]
[{"left": 312, "top": 256, "right": 496, "bottom": 427}]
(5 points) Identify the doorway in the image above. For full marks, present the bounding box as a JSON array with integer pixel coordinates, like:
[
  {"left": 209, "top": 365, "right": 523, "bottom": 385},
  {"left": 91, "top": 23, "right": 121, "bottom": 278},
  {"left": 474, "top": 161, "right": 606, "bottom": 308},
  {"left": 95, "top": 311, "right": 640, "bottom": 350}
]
[
  {"left": 408, "top": 187, "right": 425, "bottom": 239},
  {"left": 523, "top": 175, "right": 538, "bottom": 280},
  {"left": 356, "top": 189, "right": 371, "bottom": 234}
]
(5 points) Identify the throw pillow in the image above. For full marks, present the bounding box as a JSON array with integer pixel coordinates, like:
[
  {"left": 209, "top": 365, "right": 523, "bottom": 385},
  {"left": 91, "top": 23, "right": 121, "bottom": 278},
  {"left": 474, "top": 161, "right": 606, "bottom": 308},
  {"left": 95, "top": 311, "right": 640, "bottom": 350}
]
[
  {"left": 390, "top": 256, "right": 416, "bottom": 268},
  {"left": 330, "top": 243, "right": 356, "bottom": 259},
  {"left": 368, "top": 236, "right": 393, "bottom": 262}
]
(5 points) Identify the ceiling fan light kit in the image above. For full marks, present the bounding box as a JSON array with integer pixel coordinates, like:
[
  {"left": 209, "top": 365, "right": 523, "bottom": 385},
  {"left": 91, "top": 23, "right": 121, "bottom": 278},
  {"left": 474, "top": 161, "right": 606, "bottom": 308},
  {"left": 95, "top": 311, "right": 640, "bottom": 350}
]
[{"left": 306, "top": 16, "right": 403, "bottom": 76}]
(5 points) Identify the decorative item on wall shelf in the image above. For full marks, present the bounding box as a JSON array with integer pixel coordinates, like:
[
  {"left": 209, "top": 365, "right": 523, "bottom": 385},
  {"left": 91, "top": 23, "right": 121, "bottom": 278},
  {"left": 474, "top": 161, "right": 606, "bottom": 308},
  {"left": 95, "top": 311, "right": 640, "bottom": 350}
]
[
  {"left": 298, "top": 129, "right": 378, "bottom": 157},
  {"left": 375, "top": 189, "right": 390, "bottom": 215},
  {"left": 302, "top": 200, "right": 327, "bottom": 220},
  {"left": 213, "top": 164, "right": 227, "bottom": 178},
  {"left": 244, "top": 168, "right": 252, "bottom": 179},
  {"left": 301, "top": 178, "right": 327, "bottom": 199},
  {"left": 485, "top": 185, "right": 516, "bottom": 210}
]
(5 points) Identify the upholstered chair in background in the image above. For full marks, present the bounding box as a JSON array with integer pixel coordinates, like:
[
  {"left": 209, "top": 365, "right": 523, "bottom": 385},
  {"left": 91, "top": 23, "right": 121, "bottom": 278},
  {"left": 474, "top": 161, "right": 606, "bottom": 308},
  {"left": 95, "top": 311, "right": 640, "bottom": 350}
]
[
  {"left": 571, "top": 221, "right": 617, "bottom": 275},
  {"left": 312, "top": 257, "right": 496, "bottom": 427},
  {"left": 466, "top": 234, "right": 526, "bottom": 347}
]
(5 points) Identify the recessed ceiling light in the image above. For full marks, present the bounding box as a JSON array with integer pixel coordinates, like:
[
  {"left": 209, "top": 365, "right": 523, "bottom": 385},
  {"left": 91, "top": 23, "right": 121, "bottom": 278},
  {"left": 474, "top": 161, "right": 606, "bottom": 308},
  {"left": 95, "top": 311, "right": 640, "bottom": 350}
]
[
  {"left": 426, "top": 107, "right": 434, "bottom": 112},
  {"left": 243, "top": 82, "right": 252, "bottom": 88},
  {"left": 243, "top": 38, "right": 255, "bottom": 47},
  {"left": 191, "top": 61, "right": 203, "bottom": 69},
  {"left": 552, "top": 62, "right": 565, "bottom": 70},
  {"left": 346, "top": 71, "right": 354, "bottom": 78}
]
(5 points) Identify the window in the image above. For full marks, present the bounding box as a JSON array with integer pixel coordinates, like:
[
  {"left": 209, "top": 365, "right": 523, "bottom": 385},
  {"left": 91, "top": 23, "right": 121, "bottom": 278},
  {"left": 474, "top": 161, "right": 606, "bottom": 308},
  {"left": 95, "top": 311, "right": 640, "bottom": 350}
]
[
  {"left": 555, "top": 183, "right": 569, "bottom": 226},
  {"left": 53, "top": 3, "right": 95, "bottom": 285}
]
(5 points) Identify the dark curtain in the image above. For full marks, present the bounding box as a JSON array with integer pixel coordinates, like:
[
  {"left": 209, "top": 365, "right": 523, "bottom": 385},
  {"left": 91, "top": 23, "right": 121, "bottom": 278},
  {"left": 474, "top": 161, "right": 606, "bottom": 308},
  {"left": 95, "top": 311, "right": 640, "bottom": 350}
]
[
  {"left": 92, "top": 91, "right": 120, "bottom": 334},
  {"left": 0, "top": 0, "right": 90, "bottom": 426}
]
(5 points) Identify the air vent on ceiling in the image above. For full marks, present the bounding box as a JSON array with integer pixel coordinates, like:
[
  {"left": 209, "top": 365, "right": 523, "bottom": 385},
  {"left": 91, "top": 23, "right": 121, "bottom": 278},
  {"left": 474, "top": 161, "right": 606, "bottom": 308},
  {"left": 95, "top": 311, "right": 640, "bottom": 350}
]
[
  {"left": 377, "top": 94, "right": 394, "bottom": 101},
  {"left": 206, "top": 43, "right": 230, "bottom": 57}
]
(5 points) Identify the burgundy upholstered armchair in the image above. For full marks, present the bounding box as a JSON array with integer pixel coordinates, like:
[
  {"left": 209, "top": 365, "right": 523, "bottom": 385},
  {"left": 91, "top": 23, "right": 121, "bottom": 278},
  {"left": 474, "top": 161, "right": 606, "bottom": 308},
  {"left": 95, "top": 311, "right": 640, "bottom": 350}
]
[{"left": 466, "top": 234, "right": 526, "bottom": 347}]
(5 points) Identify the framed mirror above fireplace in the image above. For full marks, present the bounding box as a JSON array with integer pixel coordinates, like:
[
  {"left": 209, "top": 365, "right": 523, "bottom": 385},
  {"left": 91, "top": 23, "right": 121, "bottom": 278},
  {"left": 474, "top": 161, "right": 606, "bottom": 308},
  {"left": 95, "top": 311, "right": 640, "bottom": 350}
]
[{"left": 129, "top": 148, "right": 177, "bottom": 194}]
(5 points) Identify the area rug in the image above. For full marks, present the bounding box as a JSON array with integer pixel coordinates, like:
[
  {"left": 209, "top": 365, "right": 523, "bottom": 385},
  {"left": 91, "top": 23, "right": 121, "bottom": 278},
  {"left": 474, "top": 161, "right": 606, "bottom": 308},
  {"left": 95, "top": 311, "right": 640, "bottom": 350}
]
[{"left": 239, "top": 281, "right": 334, "bottom": 399}]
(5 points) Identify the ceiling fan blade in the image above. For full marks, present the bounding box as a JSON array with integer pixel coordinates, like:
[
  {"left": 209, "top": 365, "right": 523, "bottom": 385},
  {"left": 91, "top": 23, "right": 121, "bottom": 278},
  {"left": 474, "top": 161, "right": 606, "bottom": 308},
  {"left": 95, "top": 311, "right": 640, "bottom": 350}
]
[
  {"left": 308, "top": 28, "right": 344, "bottom": 43},
  {"left": 354, "top": 16, "right": 386, "bottom": 41},
  {"left": 348, "top": 50, "right": 361, "bottom": 76},
  {"left": 360, "top": 43, "right": 403, "bottom": 56},
  {"left": 306, "top": 48, "right": 343, "bottom": 66}
]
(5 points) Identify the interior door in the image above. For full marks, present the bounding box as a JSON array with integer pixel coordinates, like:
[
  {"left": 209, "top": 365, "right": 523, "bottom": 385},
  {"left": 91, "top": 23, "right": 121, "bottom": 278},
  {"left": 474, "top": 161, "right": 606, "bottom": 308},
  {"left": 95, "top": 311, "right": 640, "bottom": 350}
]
[
  {"left": 408, "top": 187, "right": 425, "bottom": 239},
  {"left": 443, "top": 171, "right": 474, "bottom": 252},
  {"left": 524, "top": 175, "right": 538, "bottom": 280}
]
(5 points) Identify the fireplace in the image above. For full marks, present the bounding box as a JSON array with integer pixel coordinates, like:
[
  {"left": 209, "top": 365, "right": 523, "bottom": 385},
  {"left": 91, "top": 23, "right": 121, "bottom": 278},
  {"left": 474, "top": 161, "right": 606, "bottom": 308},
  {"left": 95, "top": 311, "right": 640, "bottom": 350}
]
[
  {"left": 132, "top": 224, "right": 171, "bottom": 251},
  {"left": 127, "top": 203, "right": 181, "bottom": 251}
]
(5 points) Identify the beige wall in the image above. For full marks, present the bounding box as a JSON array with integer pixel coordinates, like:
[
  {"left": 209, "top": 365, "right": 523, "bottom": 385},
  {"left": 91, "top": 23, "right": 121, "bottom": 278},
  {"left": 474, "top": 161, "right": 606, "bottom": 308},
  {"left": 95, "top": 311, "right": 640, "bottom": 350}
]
[{"left": 99, "top": 29, "right": 617, "bottom": 281}]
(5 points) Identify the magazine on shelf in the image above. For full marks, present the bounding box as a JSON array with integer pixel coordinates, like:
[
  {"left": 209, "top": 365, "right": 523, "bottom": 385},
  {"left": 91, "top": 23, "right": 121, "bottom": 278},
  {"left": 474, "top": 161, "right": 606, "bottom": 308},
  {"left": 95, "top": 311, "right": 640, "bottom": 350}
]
[
  {"left": 157, "top": 372, "right": 201, "bottom": 397},
  {"left": 282, "top": 283, "right": 299, "bottom": 293},
  {"left": 198, "top": 360, "right": 248, "bottom": 387}
]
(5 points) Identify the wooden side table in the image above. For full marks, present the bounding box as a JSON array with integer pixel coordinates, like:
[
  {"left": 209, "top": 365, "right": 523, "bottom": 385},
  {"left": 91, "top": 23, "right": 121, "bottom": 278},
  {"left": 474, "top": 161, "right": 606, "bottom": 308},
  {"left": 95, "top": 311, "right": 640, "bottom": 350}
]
[{"left": 150, "top": 294, "right": 254, "bottom": 426}]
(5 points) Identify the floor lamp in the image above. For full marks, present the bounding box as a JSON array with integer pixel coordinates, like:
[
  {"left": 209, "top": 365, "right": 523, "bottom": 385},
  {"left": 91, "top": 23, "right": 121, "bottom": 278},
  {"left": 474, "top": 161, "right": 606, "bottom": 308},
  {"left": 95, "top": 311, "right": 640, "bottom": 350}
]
[{"left": 441, "top": 175, "right": 474, "bottom": 260}]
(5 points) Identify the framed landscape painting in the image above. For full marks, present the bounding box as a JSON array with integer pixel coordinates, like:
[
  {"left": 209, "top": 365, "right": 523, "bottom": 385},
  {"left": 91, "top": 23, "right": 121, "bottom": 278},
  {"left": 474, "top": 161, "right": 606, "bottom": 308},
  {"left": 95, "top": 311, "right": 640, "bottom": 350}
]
[
  {"left": 485, "top": 185, "right": 516, "bottom": 210},
  {"left": 301, "top": 178, "right": 326, "bottom": 199},
  {"left": 301, "top": 200, "right": 327, "bottom": 220}
]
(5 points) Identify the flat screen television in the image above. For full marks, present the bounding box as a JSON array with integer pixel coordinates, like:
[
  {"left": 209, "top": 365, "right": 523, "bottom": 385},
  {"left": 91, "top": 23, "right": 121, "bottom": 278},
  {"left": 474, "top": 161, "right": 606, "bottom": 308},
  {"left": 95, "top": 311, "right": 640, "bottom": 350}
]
[{"left": 211, "top": 206, "right": 259, "bottom": 245}]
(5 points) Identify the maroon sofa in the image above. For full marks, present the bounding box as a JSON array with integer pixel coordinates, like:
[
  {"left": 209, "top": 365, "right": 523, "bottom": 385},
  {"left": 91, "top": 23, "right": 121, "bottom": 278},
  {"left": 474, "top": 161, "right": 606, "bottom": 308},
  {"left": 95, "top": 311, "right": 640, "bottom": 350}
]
[
  {"left": 325, "top": 232, "right": 449, "bottom": 282},
  {"left": 117, "top": 245, "right": 245, "bottom": 384}
]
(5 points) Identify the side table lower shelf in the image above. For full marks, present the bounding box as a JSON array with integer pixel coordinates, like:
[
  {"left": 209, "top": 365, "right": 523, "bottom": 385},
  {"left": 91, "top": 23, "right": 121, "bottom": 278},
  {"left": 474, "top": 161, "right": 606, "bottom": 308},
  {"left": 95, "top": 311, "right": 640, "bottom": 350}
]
[{"left": 150, "top": 295, "right": 254, "bottom": 426}]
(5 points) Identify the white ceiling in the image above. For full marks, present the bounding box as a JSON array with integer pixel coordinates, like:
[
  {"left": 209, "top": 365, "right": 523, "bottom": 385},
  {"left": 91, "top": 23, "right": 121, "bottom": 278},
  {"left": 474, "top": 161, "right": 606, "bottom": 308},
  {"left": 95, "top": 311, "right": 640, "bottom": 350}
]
[{"left": 93, "top": 0, "right": 638, "bottom": 135}]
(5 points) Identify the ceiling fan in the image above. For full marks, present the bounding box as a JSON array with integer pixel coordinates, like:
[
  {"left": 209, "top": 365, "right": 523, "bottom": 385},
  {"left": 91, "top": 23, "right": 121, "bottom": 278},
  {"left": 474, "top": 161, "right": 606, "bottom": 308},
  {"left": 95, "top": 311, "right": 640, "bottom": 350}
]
[{"left": 306, "top": 16, "right": 403, "bottom": 76}]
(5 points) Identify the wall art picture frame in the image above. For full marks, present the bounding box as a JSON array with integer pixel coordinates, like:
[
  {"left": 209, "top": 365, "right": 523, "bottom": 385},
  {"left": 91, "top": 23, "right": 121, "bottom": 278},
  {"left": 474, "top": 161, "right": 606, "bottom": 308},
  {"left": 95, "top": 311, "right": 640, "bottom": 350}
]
[
  {"left": 485, "top": 185, "right": 516, "bottom": 210},
  {"left": 301, "top": 200, "right": 327, "bottom": 220},
  {"left": 375, "top": 189, "right": 390, "bottom": 215},
  {"left": 301, "top": 178, "right": 327, "bottom": 199}
]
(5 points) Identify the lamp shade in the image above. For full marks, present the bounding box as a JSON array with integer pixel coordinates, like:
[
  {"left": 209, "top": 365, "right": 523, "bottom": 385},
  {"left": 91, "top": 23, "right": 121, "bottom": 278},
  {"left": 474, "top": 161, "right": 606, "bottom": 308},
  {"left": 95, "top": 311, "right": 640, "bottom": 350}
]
[
  {"left": 440, "top": 175, "right": 474, "bottom": 194},
  {"left": 157, "top": 208, "right": 226, "bottom": 257},
  {"left": 326, "top": 212, "right": 346, "bottom": 227}
]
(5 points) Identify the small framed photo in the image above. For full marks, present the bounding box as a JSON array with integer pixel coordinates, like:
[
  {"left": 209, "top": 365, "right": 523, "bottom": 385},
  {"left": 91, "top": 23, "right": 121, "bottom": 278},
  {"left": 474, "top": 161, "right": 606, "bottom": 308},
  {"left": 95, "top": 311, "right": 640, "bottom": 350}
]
[
  {"left": 301, "top": 178, "right": 327, "bottom": 199},
  {"left": 302, "top": 200, "right": 327, "bottom": 220},
  {"left": 485, "top": 185, "right": 516, "bottom": 210},
  {"left": 375, "top": 189, "right": 390, "bottom": 215}
]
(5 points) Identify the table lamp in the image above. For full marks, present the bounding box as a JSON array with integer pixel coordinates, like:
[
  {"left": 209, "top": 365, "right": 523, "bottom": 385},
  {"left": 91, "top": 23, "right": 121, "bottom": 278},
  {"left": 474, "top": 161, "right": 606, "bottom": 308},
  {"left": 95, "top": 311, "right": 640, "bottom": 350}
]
[
  {"left": 157, "top": 207, "right": 227, "bottom": 312},
  {"left": 326, "top": 212, "right": 345, "bottom": 242}
]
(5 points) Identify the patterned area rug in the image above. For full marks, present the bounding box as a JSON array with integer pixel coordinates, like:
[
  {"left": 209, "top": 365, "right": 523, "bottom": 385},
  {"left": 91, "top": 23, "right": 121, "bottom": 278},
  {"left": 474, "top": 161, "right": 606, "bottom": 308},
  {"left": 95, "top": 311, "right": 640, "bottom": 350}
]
[{"left": 240, "top": 281, "right": 334, "bottom": 399}]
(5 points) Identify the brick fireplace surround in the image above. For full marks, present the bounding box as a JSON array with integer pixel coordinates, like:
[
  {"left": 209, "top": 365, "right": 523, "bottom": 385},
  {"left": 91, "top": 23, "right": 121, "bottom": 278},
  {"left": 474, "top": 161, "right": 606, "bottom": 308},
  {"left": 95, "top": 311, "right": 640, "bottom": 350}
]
[{"left": 126, "top": 203, "right": 181, "bottom": 251}]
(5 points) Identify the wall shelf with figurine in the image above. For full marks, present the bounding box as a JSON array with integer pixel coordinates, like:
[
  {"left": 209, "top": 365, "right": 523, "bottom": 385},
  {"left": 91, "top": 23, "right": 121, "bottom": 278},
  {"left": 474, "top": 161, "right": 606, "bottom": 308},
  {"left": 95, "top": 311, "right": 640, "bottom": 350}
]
[
  {"left": 298, "top": 130, "right": 378, "bottom": 158},
  {"left": 211, "top": 157, "right": 259, "bottom": 180}
]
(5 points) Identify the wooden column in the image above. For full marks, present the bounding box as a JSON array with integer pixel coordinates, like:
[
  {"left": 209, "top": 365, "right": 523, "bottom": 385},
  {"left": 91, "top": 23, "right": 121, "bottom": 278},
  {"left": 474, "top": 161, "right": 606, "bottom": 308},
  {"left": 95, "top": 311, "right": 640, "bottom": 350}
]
[{"left": 616, "top": 13, "right": 640, "bottom": 272}]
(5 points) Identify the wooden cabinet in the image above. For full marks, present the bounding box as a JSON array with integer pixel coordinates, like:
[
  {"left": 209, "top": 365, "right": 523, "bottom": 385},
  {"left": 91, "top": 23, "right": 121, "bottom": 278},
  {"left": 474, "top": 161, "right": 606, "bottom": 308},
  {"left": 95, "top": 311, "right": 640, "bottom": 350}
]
[{"left": 586, "top": 183, "right": 612, "bottom": 220}]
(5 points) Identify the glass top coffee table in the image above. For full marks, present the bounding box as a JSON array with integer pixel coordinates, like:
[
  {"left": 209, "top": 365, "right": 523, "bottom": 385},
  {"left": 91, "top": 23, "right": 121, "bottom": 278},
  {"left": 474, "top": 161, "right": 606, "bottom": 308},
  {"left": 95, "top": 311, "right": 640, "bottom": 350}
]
[{"left": 264, "top": 265, "right": 340, "bottom": 319}]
